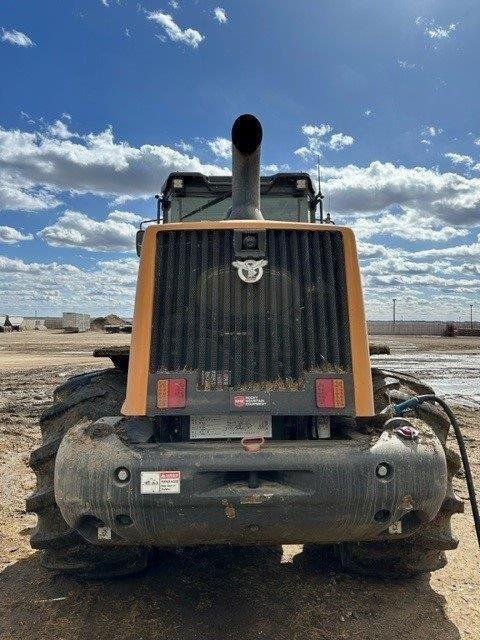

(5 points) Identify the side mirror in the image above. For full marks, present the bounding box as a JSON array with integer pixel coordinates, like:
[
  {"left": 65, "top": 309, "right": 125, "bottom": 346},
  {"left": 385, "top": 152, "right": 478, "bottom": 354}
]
[{"left": 136, "top": 230, "right": 145, "bottom": 257}]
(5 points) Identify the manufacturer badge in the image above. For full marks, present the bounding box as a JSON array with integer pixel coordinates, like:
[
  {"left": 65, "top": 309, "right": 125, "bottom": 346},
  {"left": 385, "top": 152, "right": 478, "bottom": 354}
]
[
  {"left": 231, "top": 392, "right": 271, "bottom": 411},
  {"left": 233, "top": 395, "right": 247, "bottom": 407},
  {"left": 232, "top": 259, "right": 268, "bottom": 283}
]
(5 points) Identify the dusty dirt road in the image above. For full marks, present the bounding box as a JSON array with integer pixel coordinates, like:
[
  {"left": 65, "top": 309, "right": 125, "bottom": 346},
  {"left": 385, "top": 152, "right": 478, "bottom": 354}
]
[{"left": 0, "top": 332, "right": 478, "bottom": 640}]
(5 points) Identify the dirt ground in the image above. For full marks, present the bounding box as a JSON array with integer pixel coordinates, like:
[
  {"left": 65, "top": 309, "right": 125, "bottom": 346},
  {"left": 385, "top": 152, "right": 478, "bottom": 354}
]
[{"left": 0, "top": 331, "right": 478, "bottom": 640}]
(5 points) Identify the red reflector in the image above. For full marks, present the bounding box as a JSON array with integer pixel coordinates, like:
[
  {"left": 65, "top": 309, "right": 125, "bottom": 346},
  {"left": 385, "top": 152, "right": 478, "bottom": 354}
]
[
  {"left": 156, "top": 378, "right": 187, "bottom": 409},
  {"left": 315, "top": 378, "right": 345, "bottom": 409}
]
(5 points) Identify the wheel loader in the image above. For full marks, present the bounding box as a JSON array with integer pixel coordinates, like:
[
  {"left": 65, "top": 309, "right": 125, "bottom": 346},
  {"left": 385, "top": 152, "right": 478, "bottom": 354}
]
[{"left": 27, "top": 114, "right": 466, "bottom": 578}]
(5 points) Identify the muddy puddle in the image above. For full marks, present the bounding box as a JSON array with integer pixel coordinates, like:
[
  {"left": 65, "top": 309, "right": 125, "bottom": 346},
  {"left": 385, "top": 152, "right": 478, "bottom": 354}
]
[{"left": 371, "top": 351, "right": 480, "bottom": 406}]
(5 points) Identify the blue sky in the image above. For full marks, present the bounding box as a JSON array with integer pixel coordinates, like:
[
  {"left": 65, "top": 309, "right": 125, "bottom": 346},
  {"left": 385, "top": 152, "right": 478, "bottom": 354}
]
[{"left": 0, "top": 0, "right": 479, "bottom": 319}]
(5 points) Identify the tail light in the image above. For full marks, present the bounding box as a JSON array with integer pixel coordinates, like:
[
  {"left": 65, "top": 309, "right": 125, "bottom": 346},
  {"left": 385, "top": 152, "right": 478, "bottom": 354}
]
[
  {"left": 157, "top": 378, "right": 187, "bottom": 409},
  {"left": 315, "top": 378, "right": 345, "bottom": 409}
]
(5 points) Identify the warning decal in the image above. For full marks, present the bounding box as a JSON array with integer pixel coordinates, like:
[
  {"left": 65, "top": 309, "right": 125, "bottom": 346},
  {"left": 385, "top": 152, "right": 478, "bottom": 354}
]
[{"left": 140, "top": 471, "right": 181, "bottom": 494}]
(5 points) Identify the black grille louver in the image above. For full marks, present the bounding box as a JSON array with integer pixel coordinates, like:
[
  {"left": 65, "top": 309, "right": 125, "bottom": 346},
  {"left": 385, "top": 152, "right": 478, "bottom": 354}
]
[{"left": 151, "top": 229, "right": 351, "bottom": 390}]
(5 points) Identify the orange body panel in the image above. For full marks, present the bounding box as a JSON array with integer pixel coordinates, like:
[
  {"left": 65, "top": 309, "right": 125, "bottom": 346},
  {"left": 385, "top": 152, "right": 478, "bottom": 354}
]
[{"left": 122, "top": 220, "right": 374, "bottom": 417}]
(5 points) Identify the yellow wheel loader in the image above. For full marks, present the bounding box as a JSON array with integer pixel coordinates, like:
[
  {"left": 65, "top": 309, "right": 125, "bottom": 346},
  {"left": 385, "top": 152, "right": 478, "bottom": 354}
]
[{"left": 27, "top": 115, "right": 471, "bottom": 578}]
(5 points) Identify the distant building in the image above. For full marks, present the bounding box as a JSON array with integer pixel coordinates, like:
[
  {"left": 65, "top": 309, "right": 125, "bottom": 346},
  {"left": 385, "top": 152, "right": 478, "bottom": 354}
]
[
  {"left": 62, "top": 312, "right": 91, "bottom": 333},
  {"left": 63, "top": 312, "right": 90, "bottom": 333}
]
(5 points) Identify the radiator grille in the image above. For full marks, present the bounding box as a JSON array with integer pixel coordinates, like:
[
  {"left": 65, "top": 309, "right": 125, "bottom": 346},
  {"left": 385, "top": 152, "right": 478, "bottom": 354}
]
[{"left": 150, "top": 229, "right": 351, "bottom": 389}]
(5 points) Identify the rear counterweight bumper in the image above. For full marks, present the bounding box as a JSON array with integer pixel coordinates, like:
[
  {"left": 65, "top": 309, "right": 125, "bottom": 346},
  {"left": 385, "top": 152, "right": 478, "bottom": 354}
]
[{"left": 54, "top": 418, "right": 447, "bottom": 547}]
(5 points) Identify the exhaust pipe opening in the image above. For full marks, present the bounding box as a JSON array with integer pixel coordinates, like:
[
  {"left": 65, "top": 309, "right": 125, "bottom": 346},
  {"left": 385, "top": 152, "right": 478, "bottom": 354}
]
[
  {"left": 229, "top": 114, "right": 264, "bottom": 220},
  {"left": 232, "top": 114, "right": 263, "bottom": 155}
]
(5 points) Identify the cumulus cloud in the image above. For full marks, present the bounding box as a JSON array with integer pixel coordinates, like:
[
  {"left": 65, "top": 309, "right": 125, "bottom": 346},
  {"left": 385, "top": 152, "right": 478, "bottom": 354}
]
[
  {"left": 316, "top": 160, "right": 480, "bottom": 226},
  {"left": 0, "top": 226, "right": 33, "bottom": 244},
  {"left": 38, "top": 209, "right": 143, "bottom": 251},
  {"left": 328, "top": 132, "right": 354, "bottom": 151},
  {"left": 147, "top": 12, "right": 204, "bottom": 48},
  {"left": 0, "top": 121, "right": 226, "bottom": 210},
  {"left": 207, "top": 137, "right": 231, "bottom": 159},
  {"left": 350, "top": 209, "right": 468, "bottom": 242},
  {"left": 295, "top": 123, "right": 354, "bottom": 159},
  {"left": 302, "top": 124, "right": 332, "bottom": 138},
  {"left": 1, "top": 28, "right": 34, "bottom": 47},
  {"left": 0, "top": 255, "right": 139, "bottom": 316},
  {"left": 213, "top": 7, "right": 228, "bottom": 23}
]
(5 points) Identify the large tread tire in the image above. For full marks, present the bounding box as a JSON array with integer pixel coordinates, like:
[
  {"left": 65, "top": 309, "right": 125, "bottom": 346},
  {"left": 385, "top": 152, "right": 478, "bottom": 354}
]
[
  {"left": 27, "top": 367, "right": 150, "bottom": 578},
  {"left": 339, "top": 368, "right": 463, "bottom": 578}
]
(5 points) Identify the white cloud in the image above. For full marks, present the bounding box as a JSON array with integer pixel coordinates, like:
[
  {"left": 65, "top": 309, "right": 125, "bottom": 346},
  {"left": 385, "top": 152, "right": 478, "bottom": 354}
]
[
  {"left": 474, "top": 138, "right": 480, "bottom": 146},
  {"left": 296, "top": 123, "right": 354, "bottom": 159},
  {"left": 315, "top": 160, "right": 480, "bottom": 226},
  {"left": 1, "top": 28, "right": 34, "bottom": 47},
  {"left": 415, "top": 17, "right": 458, "bottom": 43},
  {"left": 0, "top": 175, "right": 61, "bottom": 212},
  {"left": 294, "top": 146, "right": 315, "bottom": 161},
  {"left": 302, "top": 124, "right": 332, "bottom": 138},
  {"left": 357, "top": 242, "right": 391, "bottom": 259},
  {"left": 349, "top": 209, "right": 468, "bottom": 242},
  {"left": 207, "top": 136, "right": 231, "bottom": 159},
  {"left": 262, "top": 164, "right": 279, "bottom": 173},
  {"left": 38, "top": 209, "right": 143, "bottom": 252},
  {"left": 412, "top": 234, "right": 480, "bottom": 260},
  {"left": 169, "top": 0, "right": 179, "bottom": 9},
  {"left": 0, "top": 121, "right": 226, "bottom": 210},
  {"left": 445, "top": 153, "right": 473, "bottom": 166},
  {"left": 176, "top": 140, "right": 193, "bottom": 152},
  {"left": 422, "top": 125, "right": 442, "bottom": 138},
  {"left": 426, "top": 22, "right": 457, "bottom": 40},
  {"left": 47, "top": 119, "right": 74, "bottom": 140},
  {"left": 398, "top": 60, "right": 416, "bottom": 70},
  {"left": 328, "top": 132, "right": 354, "bottom": 151},
  {"left": 0, "top": 255, "right": 139, "bottom": 316},
  {"left": 147, "top": 12, "right": 204, "bottom": 48},
  {"left": 213, "top": 7, "right": 228, "bottom": 24},
  {"left": 364, "top": 109, "right": 372, "bottom": 117},
  {"left": 0, "top": 226, "right": 33, "bottom": 244},
  {"left": 444, "top": 152, "right": 475, "bottom": 167}
]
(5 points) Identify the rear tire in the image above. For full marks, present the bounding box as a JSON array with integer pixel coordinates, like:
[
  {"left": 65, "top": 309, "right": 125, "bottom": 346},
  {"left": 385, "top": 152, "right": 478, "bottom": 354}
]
[
  {"left": 339, "top": 541, "right": 446, "bottom": 578},
  {"left": 339, "top": 368, "right": 463, "bottom": 578},
  {"left": 27, "top": 367, "right": 150, "bottom": 578}
]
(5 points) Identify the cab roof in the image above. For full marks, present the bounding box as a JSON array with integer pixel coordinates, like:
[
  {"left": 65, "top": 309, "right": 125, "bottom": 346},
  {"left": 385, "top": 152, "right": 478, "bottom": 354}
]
[{"left": 162, "top": 172, "right": 315, "bottom": 198}]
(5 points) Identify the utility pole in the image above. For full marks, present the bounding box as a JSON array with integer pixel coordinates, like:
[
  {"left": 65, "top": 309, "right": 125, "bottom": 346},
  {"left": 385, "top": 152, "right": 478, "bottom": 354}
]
[
  {"left": 392, "top": 298, "right": 397, "bottom": 334},
  {"left": 470, "top": 304, "right": 474, "bottom": 330}
]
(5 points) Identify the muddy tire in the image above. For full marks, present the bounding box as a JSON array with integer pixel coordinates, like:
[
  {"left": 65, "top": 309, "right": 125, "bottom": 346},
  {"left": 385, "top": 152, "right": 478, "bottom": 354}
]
[
  {"left": 27, "top": 367, "right": 150, "bottom": 578},
  {"left": 339, "top": 368, "right": 464, "bottom": 578}
]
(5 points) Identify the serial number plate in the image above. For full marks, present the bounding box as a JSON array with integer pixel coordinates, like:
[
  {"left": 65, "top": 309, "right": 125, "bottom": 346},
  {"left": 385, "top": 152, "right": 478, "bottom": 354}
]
[{"left": 190, "top": 415, "right": 272, "bottom": 440}]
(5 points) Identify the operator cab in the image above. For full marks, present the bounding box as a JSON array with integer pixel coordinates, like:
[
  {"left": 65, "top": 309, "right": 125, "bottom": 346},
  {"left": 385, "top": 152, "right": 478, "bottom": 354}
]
[{"left": 161, "top": 172, "right": 317, "bottom": 223}]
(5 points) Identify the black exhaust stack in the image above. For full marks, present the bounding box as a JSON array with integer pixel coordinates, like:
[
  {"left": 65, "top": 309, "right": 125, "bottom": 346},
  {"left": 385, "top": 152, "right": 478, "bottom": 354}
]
[{"left": 230, "top": 114, "right": 264, "bottom": 220}]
